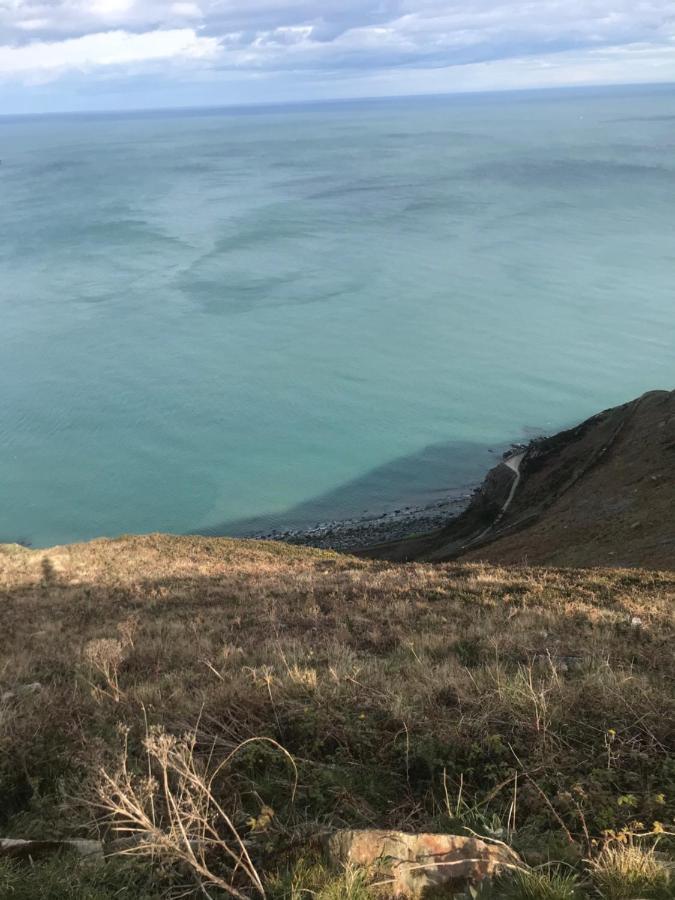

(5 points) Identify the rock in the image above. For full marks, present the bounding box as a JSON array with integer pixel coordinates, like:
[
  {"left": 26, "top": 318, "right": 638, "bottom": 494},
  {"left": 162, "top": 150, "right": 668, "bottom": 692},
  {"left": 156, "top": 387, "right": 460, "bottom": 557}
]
[
  {"left": 326, "top": 830, "right": 521, "bottom": 897},
  {"left": 631, "top": 616, "right": 643, "bottom": 628},
  {"left": 0, "top": 838, "right": 103, "bottom": 863},
  {"left": 532, "top": 654, "right": 584, "bottom": 673}
]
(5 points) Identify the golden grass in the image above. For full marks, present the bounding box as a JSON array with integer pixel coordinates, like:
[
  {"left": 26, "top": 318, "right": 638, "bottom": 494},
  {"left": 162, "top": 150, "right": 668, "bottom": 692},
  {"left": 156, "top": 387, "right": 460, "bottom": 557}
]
[
  {"left": 1, "top": 534, "right": 673, "bottom": 897},
  {"left": 589, "top": 841, "right": 672, "bottom": 899}
]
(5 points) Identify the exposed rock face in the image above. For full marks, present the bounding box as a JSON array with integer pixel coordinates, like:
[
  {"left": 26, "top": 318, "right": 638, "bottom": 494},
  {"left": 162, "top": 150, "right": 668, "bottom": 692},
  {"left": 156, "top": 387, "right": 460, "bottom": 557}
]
[
  {"left": 326, "top": 829, "right": 521, "bottom": 897},
  {"left": 363, "top": 389, "right": 675, "bottom": 569}
]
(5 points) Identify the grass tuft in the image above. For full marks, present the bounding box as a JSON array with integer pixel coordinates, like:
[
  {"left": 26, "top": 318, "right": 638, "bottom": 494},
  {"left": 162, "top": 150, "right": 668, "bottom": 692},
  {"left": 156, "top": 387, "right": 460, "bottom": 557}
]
[
  {"left": 268, "top": 859, "right": 370, "bottom": 900},
  {"left": 589, "top": 842, "right": 673, "bottom": 899},
  {"left": 490, "top": 867, "right": 583, "bottom": 900}
]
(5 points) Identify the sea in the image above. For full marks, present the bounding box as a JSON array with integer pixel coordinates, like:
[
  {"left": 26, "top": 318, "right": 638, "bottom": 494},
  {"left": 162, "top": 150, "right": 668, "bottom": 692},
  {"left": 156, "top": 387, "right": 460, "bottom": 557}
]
[{"left": 2, "top": 84, "right": 674, "bottom": 548}]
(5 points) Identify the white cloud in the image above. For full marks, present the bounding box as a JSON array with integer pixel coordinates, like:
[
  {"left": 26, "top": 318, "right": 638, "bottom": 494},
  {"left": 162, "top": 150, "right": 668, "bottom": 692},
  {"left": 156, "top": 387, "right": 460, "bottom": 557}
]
[
  {"left": 394, "top": 39, "right": 675, "bottom": 93},
  {"left": 0, "top": 1, "right": 674, "bottom": 105},
  {"left": 0, "top": 27, "right": 219, "bottom": 77},
  {"left": 2, "top": 1, "right": 674, "bottom": 50},
  {"left": 0, "top": 0, "right": 210, "bottom": 39},
  {"left": 170, "top": 2, "right": 202, "bottom": 17},
  {"left": 90, "top": 0, "right": 134, "bottom": 16}
]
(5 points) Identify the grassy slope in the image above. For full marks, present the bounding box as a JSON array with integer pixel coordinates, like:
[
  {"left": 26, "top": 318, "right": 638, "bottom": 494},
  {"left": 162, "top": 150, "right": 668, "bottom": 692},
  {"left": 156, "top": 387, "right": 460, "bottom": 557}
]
[
  {"left": 1, "top": 535, "right": 674, "bottom": 896},
  {"left": 363, "top": 390, "right": 675, "bottom": 570},
  {"left": 459, "top": 390, "right": 675, "bottom": 569}
]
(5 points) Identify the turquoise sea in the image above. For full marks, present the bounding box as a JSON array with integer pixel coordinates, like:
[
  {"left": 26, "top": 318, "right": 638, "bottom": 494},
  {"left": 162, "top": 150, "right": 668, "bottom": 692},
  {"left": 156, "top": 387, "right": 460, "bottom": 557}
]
[{"left": 2, "top": 86, "right": 674, "bottom": 548}]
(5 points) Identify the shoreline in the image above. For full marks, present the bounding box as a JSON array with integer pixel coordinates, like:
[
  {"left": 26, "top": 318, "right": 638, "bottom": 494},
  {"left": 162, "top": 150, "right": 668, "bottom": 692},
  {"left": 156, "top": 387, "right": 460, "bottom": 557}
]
[
  {"left": 248, "top": 492, "right": 475, "bottom": 552},
  {"left": 2, "top": 447, "right": 525, "bottom": 554},
  {"left": 247, "top": 444, "right": 529, "bottom": 553}
]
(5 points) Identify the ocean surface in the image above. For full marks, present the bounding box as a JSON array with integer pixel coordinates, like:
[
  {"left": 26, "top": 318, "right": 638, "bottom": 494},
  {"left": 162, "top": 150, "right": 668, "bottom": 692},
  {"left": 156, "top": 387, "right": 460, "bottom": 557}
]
[{"left": 2, "top": 85, "right": 675, "bottom": 548}]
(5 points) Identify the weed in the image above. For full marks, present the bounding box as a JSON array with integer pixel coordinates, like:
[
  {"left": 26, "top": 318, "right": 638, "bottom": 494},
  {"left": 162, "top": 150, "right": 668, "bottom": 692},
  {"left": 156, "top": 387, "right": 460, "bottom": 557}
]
[
  {"left": 97, "top": 724, "right": 297, "bottom": 900},
  {"left": 83, "top": 638, "right": 125, "bottom": 702}
]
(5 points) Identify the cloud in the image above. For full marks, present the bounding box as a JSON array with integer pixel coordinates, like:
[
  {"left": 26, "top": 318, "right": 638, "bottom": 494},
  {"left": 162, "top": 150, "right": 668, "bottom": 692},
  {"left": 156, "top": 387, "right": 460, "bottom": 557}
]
[
  {"left": 0, "top": 27, "right": 219, "bottom": 78},
  {"left": 0, "top": 1, "right": 674, "bottom": 105},
  {"left": 378, "top": 39, "right": 675, "bottom": 94}
]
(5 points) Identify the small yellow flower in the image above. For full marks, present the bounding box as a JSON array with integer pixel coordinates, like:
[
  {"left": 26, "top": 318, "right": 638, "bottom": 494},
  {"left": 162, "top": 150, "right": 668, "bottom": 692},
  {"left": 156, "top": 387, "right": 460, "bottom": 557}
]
[{"left": 247, "top": 805, "right": 275, "bottom": 832}]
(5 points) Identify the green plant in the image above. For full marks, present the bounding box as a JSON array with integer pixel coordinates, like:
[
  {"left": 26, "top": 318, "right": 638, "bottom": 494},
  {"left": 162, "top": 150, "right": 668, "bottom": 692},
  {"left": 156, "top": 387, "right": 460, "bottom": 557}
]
[
  {"left": 491, "top": 866, "right": 582, "bottom": 900},
  {"left": 267, "top": 858, "right": 370, "bottom": 900},
  {"left": 1, "top": 535, "right": 674, "bottom": 893},
  {"left": 0, "top": 855, "right": 167, "bottom": 899}
]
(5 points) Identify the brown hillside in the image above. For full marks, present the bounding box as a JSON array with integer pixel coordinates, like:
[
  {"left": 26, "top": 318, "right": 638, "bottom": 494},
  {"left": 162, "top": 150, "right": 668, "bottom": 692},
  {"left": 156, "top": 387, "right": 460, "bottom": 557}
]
[{"left": 365, "top": 390, "right": 675, "bottom": 569}]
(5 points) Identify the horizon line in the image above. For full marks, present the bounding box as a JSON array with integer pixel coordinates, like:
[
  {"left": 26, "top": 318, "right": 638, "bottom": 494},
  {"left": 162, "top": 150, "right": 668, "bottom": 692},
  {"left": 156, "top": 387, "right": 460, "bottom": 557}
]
[{"left": 1, "top": 78, "right": 674, "bottom": 121}]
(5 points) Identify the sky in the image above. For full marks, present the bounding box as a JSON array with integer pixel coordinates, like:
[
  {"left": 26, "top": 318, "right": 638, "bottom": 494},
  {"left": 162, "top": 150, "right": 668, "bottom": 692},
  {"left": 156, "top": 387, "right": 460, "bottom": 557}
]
[{"left": 0, "top": 1, "right": 674, "bottom": 113}]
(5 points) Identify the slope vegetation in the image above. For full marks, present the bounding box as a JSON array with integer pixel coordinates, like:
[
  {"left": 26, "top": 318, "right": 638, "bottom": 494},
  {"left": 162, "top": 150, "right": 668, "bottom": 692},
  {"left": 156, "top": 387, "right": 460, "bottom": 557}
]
[
  {"left": 366, "top": 390, "right": 675, "bottom": 569},
  {"left": 1, "top": 535, "right": 673, "bottom": 896}
]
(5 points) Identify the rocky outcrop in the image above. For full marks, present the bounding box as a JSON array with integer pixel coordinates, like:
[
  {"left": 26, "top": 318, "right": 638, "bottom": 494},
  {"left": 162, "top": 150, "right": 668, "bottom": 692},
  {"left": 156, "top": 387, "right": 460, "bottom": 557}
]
[{"left": 326, "top": 829, "right": 521, "bottom": 897}]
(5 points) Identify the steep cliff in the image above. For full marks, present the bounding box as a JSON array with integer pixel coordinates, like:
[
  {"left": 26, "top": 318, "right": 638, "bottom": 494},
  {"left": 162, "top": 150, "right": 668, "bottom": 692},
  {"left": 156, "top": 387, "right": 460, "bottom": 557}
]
[{"left": 365, "top": 390, "right": 675, "bottom": 568}]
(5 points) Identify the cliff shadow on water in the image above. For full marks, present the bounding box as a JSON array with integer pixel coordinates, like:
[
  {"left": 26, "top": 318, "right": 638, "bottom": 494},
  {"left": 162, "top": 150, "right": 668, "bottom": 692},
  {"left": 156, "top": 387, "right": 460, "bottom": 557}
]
[{"left": 193, "top": 436, "right": 523, "bottom": 541}]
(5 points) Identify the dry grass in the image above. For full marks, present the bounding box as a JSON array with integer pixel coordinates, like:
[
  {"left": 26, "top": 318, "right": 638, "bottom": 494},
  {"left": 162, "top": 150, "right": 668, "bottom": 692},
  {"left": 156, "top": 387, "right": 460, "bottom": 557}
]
[
  {"left": 97, "top": 726, "right": 296, "bottom": 899},
  {"left": 589, "top": 841, "right": 673, "bottom": 899},
  {"left": 1, "top": 534, "right": 674, "bottom": 897}
]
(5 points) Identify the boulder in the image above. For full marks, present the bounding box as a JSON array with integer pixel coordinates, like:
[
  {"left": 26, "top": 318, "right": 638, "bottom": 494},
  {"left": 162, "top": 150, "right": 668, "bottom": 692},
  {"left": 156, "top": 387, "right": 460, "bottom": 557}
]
[{"left": 326, "top": 829, "right": 521, "bottom": 897}]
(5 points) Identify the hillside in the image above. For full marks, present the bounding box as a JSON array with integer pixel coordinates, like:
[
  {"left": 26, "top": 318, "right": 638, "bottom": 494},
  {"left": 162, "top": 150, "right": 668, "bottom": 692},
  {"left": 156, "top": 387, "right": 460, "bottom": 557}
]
[
  {"left": 364, "top": 390, "right": 675, "bottom": 569},
  {"left": 1, "top": 535, "right": 673, "bottom": 897}
]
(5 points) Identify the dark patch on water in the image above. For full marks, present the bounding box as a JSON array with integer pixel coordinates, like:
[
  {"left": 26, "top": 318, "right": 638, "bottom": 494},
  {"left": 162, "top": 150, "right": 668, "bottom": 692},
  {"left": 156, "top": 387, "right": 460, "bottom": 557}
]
[
  {"left": 469, "top": 157, "right": 673, "bottom": 188},
  {"left": 196, "top": 437, "right": 508, "bottom": 539}
]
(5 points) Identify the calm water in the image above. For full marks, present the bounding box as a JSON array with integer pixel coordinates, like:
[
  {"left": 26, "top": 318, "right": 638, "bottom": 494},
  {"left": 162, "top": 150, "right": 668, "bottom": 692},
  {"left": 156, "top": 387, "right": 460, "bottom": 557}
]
[{"left": 2, "top": 87, "right": 675, "bottom": 548}]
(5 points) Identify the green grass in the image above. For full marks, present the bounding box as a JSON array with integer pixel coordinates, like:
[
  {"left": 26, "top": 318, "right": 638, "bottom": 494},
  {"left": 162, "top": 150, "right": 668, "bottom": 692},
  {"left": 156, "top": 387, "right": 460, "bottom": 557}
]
[
  {"left": 489, "top": 867, "right": 582, "bottom": 900},
  {"left": 268, "top": 858, "right": 371, "bottom": 900},
  {"left": 0, "top": 856, "right": 168, "bottom": 899}
]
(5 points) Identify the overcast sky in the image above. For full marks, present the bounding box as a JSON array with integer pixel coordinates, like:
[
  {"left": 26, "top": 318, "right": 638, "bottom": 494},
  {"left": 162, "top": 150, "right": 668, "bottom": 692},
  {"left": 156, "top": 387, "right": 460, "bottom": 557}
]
[{"left": 1, "top": 1, "right": 675, "bottom": 113}]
